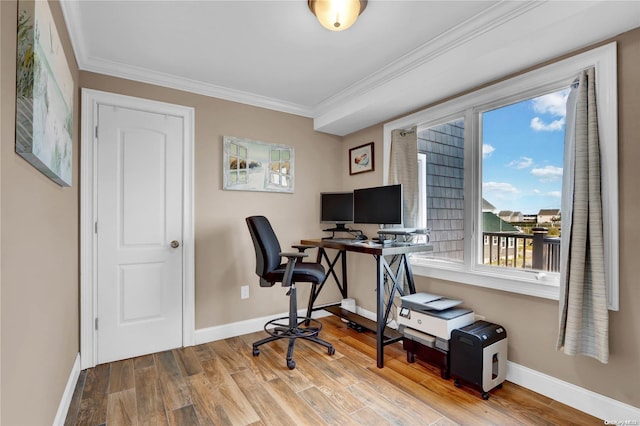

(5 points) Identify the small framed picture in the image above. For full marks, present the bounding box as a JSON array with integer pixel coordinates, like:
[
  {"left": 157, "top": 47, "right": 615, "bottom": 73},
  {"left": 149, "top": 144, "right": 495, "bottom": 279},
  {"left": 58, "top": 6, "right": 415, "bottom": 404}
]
[{"left": 349, "top": 142, "right": 374, "bottom": 175}]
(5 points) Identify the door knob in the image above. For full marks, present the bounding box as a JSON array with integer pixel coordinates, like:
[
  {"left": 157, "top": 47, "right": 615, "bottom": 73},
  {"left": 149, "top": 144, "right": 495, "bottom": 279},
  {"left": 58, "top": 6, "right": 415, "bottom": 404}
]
[{"left": 170, "top": 240, "right": 180, "bottom": 248}]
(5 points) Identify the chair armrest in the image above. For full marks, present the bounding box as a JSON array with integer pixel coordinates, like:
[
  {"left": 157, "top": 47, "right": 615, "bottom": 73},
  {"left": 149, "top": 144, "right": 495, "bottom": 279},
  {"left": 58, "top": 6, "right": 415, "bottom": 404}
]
[
  {"left": 291, "top": 244, "right": 315, "bottom": 253},
  {"left": 279, "top": 252, "right": 307, "bottom": 287},
  {"left": 279, "top": 252, "right": 309, "bottom": 260}
]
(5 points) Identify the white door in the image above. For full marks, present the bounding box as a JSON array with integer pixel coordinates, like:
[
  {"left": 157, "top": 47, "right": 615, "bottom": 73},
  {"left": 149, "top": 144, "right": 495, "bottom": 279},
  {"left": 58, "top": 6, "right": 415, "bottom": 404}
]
[{"left": 96, "top": 105, "right": 184, "bottom": 364}]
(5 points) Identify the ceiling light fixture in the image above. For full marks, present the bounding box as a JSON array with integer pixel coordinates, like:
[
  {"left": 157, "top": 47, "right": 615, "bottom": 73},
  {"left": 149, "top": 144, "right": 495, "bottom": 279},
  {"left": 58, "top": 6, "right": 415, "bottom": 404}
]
[{"left": 308, "top": 0, "right": 368, "bottom": 32}]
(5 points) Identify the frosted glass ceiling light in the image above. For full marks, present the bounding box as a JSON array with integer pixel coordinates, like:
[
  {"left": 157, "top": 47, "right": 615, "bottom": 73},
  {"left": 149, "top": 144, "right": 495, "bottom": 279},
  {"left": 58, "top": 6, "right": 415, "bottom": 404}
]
[{"left": 308, "top": 0, "right": 368, "bottom": 32}]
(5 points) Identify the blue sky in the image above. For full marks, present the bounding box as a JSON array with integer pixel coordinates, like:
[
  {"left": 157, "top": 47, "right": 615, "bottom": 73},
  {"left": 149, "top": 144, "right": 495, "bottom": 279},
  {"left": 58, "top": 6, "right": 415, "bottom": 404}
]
[{"left": 481, "top": 89, "right": 569, "bottom": 215}]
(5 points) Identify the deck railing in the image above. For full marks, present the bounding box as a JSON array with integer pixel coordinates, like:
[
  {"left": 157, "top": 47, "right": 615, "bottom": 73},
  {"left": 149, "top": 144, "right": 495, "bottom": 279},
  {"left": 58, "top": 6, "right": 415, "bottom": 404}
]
[{"left": 483, "top": 227, "right": 560, "bottom": 272}]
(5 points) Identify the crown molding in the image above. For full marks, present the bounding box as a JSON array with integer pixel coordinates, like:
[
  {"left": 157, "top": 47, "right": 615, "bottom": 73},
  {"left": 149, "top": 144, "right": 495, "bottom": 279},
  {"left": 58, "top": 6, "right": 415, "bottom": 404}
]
[
  {"left": 312, "top": 1, "right": 544, "bottom": 118},
  {"left": 61, "top": 0, "right": 637, "bottom": 136},
  {"left": 60, "top": 0, "right": 87, "bottom": 69},
  {"left": 59, "top": 1, "right": 314, "bottom": 118},
  {"left": 80, "top": 56, "right": 315, "bottom": 118},
  {"left": 61, "top": 0, "right": 541, "bottom": 126}
]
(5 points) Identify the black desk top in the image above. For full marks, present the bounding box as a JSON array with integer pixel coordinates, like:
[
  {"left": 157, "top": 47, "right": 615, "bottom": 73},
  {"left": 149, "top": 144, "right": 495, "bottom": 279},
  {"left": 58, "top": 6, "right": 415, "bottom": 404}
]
[{"left": 300, "top": 238, "right": 432, "bottom": 256}]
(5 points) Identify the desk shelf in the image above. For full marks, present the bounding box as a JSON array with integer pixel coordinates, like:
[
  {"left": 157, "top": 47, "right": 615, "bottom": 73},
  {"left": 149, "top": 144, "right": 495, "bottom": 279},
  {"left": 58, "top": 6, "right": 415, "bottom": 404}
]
[{"left": 324, "top": 305, "right": 402, "bottom": 342}]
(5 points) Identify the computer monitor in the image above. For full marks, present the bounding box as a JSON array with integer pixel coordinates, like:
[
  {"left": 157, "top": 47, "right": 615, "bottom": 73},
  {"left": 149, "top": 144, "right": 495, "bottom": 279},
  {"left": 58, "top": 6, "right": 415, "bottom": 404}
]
[
  {"left": 320, "top": 192, "right": 354, "bottom": 231},
  {"left": 353, "top": 184, "right": 403, "bottom": 225}
]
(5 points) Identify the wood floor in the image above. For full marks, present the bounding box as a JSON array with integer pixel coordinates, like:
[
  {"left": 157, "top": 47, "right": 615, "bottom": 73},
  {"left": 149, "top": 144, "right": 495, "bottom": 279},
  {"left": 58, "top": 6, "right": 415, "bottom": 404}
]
[{"left": 65, "top": 315, "right": 601, "bottom": 426}]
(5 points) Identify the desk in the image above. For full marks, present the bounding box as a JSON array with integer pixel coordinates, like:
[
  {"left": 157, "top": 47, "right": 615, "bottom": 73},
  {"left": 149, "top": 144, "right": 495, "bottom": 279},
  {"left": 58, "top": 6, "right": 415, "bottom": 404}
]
[{"left": 300, "top": 238, "right": 432, "bottom": 368}]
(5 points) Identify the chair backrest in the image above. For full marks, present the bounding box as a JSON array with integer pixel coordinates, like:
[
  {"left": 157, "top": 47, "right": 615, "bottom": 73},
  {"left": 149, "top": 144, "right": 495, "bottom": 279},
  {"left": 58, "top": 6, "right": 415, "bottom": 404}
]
[{"left": 246, "top": 216, "right": 282, "bottom": 287}]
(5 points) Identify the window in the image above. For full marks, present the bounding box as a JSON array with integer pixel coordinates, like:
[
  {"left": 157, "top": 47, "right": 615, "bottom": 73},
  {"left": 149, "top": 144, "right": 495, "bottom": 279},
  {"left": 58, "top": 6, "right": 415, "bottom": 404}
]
[
  {"left": 418, "top": 118, "right": 465, "bottom": 262},
  {"left": 481, "top": 90, "right": 567, "bottom": 272},
  {"left": 384, "top": 43, "right": 618, "bottom": 308}
]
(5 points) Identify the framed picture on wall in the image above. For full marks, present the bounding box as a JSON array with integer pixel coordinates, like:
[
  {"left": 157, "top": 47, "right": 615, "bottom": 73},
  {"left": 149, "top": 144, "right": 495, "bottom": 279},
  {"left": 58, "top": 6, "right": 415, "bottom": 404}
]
[
  {"left": 349, "top": 142, "right": 374, "bottom": 175},
  {"left": 222, "top": 136, "right": 294, "bottom": 193},
  {"left": 15, "top": 0, "right": 74, "bottom": 186}
]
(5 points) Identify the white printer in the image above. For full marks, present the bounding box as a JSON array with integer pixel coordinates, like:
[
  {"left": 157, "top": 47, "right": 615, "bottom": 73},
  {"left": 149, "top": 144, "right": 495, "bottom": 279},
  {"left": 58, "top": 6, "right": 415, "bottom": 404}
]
[{"left": 397, "top": 292, "right": 474, "bottom": 351}]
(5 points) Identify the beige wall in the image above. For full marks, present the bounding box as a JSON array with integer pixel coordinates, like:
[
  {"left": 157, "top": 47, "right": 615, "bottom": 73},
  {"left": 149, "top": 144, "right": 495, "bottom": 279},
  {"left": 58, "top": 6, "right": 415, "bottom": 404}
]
[
  {"left": 1, "top": 1, "right": 80, "bottom": 424},
  {"left": 80, "top": 72, "right": 345, "bottom": 328},
  {"left": 1, "top": 1, "right": 638, "bottom": 421},
  {"left": 342, "top": 28, "right": 640, "bottom": 408}
]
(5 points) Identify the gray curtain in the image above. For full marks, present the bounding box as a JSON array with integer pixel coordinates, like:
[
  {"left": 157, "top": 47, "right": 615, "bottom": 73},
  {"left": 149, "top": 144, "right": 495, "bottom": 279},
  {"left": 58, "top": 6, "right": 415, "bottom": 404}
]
[
  {"left": 557, "top": 67, "right": 609, "bottom": 363},
  {"left": 389, "top": 127, "right": 418, "bottom": 228}
]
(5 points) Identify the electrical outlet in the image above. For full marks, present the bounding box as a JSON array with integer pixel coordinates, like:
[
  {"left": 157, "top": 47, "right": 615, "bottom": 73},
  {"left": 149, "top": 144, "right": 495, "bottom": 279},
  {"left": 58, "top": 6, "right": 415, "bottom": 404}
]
[{"left": 241, "top": 285, "right": 250, "bottom": 299}]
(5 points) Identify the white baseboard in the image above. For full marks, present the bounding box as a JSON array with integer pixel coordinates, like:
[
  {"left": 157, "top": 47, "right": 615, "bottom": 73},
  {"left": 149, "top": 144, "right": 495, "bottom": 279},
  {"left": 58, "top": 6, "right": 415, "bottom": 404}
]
[
  {"left": 53, "top": 353, "right": 81, "bottom": 426},
  {"left": 506, "top": 361, "right": 640, "bottom": 421},
  {"left": 194, "top": 306, "right": 333, "bottom": 345},
  {"left": 196, "top": 305, "right": 639, "bottom": 421}
]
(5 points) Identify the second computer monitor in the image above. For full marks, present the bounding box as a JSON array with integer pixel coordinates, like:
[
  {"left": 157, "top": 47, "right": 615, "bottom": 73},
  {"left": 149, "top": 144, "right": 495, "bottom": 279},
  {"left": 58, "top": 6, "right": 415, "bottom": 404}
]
[
  {"left": 320, "top": 192, "right": 354, "bottom": 230},
  {"left": 353, "top": 184, "right": 403, "bottom": 226}
]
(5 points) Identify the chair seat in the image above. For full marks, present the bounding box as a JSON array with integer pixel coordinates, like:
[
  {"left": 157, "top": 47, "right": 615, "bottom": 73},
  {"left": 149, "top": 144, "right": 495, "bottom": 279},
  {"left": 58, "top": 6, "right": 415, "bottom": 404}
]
[{"left": 265, "top": 262, "right": 326, "bottom": 285}]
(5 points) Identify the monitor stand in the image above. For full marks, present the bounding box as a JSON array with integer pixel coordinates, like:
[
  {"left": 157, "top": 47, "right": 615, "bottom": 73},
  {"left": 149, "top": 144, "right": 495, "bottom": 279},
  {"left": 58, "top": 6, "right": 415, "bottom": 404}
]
[
  {"left": 323, "top": 223, "right": 349, "bottom": 233},
  {"left": 322, "top": 225, "right": 367, "bottom": 240}
]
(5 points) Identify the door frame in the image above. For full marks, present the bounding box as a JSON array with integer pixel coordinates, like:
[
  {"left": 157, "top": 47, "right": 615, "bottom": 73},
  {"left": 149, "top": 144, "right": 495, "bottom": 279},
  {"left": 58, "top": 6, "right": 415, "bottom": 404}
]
[{"left": 80, "top": 88, "right": 195, "bottom": 369}]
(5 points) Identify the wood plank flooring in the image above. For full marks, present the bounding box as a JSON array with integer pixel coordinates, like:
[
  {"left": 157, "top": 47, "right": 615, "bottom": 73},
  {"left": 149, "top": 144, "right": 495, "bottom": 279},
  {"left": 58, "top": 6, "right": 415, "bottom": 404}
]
[{"left": 65, "top": 315, "right": 601, "bottom": 425}]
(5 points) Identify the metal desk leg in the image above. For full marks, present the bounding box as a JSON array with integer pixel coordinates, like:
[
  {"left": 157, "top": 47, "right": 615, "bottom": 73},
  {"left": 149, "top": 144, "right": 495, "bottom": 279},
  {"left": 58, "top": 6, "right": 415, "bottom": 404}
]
[
  {"left": 404, "top": 253, "right": 416, "bottom": 294},
  {"left": 376, "top": 255, "right": 385, "bottom": 368},
  {"left": 341, "top": 249, "right": 348, "bottom": 297},
  {"left": 320, "top": 248, "right": 347, "bottom": 299},
  {"left": 375, "top": 253, "right": 413, "bottom": 368},
  {"left": 306, "top": 248, "right": 348, "bottom": 319}
]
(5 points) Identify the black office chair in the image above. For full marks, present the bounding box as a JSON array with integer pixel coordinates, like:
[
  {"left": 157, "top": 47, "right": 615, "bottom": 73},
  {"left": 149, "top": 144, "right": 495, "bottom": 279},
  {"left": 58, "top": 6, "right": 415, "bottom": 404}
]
[{"left": 246, "top": 216, "right": 335, "bottom": 369}]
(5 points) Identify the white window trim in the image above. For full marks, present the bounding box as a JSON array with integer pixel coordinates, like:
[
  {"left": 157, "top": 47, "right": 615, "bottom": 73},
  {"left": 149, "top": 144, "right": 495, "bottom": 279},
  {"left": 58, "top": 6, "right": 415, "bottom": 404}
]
[
  {"left": 383, "top": 43, "right": 618, "bottom": 309},
  {"left": 417, "top": 153, "right": 427, "bottom": 229}
]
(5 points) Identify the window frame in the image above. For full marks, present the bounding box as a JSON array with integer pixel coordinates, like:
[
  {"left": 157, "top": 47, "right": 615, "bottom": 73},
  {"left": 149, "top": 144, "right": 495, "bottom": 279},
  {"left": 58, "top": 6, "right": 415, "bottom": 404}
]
[
  {"left": 268, "top": 147, "right": 292, "bottom": 188},
  {"left": 383, "top": 43, "right": 619, "bottom": 309},
  {"left": 227, "top": 140, "right": 248, "bottom": 186}
]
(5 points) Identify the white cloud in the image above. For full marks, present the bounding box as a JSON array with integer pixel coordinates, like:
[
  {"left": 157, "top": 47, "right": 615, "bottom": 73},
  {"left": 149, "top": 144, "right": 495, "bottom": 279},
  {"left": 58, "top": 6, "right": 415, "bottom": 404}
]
[
  {"left": 530, "top": 89, "right": 569, "bottom": 132},
  {"left": 507, "top": 156, "right": 533, "bottom": 169},
  {"left": 483, "top": 181, "right": 519, "bottom": 194},
  {"left": 546, "top": 191, "right": 562, "bottom": 198},
  {"left": 531, "top": 165, "right": 563, "bottom": 181},
  {"left": 482, "top": 144, "right": 495, "bottom": 158},
  {"left": 532, "top": 90, "right": 569, "bottom": 117},
  {"left": 530, "top": 117, "right": 565, "bottom": 131}
]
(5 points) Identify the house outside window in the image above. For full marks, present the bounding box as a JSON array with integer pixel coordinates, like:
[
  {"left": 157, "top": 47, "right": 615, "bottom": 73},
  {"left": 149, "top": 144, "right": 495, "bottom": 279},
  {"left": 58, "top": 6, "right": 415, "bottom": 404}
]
[
  {"left": 418, "top": 119, "right": 464, "bottom": 262},
  {"left": 383, "top": 44, "right": 618, "bottom": 306}
]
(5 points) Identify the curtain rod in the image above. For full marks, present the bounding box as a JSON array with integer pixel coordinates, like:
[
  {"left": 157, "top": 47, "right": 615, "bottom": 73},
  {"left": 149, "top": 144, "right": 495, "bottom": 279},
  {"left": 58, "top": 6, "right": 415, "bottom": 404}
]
[{"left": 399, "top": 129, "right": 415, "bottom": 137}]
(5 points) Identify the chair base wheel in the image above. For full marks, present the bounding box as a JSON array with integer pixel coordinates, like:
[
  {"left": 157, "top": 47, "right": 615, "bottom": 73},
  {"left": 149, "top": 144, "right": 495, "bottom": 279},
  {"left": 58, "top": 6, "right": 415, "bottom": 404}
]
[
  {"left": 253, "top": 348, "right": 260, "bottom": 356},
  {"left": 328, "top": 347, "right": 335, "bottom": 356},
  {"left": 482, "top": 392, "right": 490, "bottom": 400},
  {"left": 287, "top": 359, "right": 296, "bottom": 369}
]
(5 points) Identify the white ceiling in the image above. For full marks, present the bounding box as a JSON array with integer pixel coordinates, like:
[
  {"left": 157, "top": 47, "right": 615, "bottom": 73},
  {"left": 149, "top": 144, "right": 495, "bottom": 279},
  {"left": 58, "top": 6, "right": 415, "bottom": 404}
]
[{"left": 61, "top": 1, "right": 640, "bottom": 136}]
